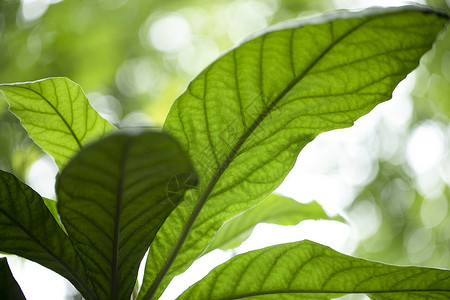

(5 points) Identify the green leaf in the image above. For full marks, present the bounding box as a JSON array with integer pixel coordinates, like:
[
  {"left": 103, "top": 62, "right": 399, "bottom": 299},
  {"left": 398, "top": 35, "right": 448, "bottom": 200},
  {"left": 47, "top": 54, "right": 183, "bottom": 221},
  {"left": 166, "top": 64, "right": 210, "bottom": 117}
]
[
  {"left": 56, "top": 130, "right": 198, "bottom": 300},
  {"left": 179, "top": 240, "right": 450, "bottom": 299},
  {"left": 0, "top": 77, "right": 116, "bottom": 170},
  {"left": 140, "top": 7, "right": 448, "bottom": 299},
  {"left": 204, "top": 194, "right": 344, "bottom": 253},
  {"left": 0, "top": 257, "right": 26, "bottom": 300},
  {"left": 42, "top": 197, "right": 67, "bottom": 233},
  {"left": 0, "top": 170, "right": 95, "bottom": 299}
]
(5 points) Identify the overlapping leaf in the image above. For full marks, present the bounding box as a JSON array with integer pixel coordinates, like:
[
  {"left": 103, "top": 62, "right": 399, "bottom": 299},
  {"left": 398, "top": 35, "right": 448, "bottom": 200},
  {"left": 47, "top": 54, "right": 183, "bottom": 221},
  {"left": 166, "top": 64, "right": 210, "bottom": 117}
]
[
  {"left": 0, "top": 78, "right": 116, "bottom": 169},
  {"left": 0, "top": 170, "right": 95, "bottom": 299},
  {"left": 179, "top": 240, "right": 450, "bottom": 299},
  {"left": 140, "top": 7, "right": 449, "bottom": 299},
  {"left": 204, "top": 194, "right": 344, "bottom": 253},
  {"left": 0, "top": 258, "right": 26, "bottom": 300},
  {"left": 56, "top": 131, "right": 198, "bottom": 300}
]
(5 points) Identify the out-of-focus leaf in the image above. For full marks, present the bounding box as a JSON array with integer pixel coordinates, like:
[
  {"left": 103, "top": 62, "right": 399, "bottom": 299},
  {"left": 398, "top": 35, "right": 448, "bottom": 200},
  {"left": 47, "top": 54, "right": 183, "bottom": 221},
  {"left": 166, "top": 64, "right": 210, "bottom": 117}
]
[
  {"left": 412, "top": 25, "right": 450, "bottom": 119},
  {"left": 140, "top": 7, "right": 449, "bottom": 299},
  {"left": 0, "top": 257, "right": 26, "bottom": 300},
  {"left": 57, "top": 131, "right": 198, "bottom": 300},
  {"left": 0, "top": 116, "right": 40, "bottom": 180},
  {"left": 0, "top": 78, "right": 116, "bottom": 169},
  {"left": 204, "top": 194, "right": 344, "bottom": 253},
  {"left": 179, "top": 240, "right": 450, "bottom": 299},
  {"left": 0, "top": 170, "right": 95, "bottom": 299}
]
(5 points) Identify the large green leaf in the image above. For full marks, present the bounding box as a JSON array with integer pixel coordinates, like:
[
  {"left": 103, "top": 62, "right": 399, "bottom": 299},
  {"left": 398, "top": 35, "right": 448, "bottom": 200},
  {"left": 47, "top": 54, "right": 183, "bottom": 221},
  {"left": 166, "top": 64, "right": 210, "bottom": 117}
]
[
  {"left": 140, "top": 7, "right": 448, "bottom": 299},
  {"left": 0, "top": 77, "right": 116, "bottom": 169},
  {"left": 0, "top": 258, "right": 26, "bottom": 300},
  {"left": 0, "top": 170, "right": 95, "bottom": 299},
  {"left": 179, "top": 240, "right": 450, "bottom": 299},
  {"left": 204, "top": 194, "right": 344, "bottom": 253},
  {"left": 56, "top": 131, "right": 198, "bottom": 300}
]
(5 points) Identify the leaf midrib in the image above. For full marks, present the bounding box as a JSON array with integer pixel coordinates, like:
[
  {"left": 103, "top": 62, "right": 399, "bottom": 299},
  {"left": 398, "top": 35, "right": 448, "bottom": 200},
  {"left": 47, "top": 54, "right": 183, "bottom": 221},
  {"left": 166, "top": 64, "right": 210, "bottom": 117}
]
[
  {"left": 111, "top": 139, "right": 132, "bottom": 300},
  {"left": 144, "top": 16, "right": 374, "bottom": 300},
  {"left": 5, "top": 83, "right": 83, "bottom": 149}
]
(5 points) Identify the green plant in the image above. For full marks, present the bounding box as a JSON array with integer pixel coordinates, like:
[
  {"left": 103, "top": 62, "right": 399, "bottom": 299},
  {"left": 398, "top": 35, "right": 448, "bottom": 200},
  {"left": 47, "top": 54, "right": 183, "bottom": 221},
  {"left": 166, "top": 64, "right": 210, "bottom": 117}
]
[{"left": 0, "top": 5, "right": 449, "bottom": 300}]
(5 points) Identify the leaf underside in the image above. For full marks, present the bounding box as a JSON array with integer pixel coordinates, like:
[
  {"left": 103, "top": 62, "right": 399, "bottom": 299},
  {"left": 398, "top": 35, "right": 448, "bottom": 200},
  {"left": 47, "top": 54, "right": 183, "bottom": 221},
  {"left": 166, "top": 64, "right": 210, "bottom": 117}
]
[
  {"left": 179, "top": 240, "right": 450, "bottom": 300},
  {"left": 0, "top": 170, "right": 95, "bottom": 299},
  {"left": 57, "top": 131, "right": 198, "bottom": 300},
  {"left": 140, "top": 7, "right": 448, "bottom": 299}
]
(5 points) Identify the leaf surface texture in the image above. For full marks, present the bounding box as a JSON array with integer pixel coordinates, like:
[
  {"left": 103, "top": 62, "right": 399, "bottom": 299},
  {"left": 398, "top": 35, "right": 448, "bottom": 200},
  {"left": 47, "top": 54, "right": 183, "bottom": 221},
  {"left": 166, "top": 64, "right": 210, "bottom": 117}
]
[
  {"left": 57, "top": 131, "right": 198, "bottom": 300},
  {"left": 179, "top": 240, "right": 450, "bottom": 300},
  {"left": 0, "top": 170, "right": 95, "bottom": 299},
  {"left": 140, "top": 8, "right": 448, "bottom": 299},
  {"left": 0, "top": 78, "right": 115, "bottom": 169}
]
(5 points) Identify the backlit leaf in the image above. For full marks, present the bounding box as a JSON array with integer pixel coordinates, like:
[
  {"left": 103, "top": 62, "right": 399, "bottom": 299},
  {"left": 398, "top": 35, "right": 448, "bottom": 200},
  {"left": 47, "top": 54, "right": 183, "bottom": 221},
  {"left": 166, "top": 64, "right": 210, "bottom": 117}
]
[
  {"left": 0, "top": 170, "right": 95, "bottom": 299},
  {"left": 140, "top": 7, "right": 448, "bottom": 299},
  {"left": 179, "top": 240, "right": 450, "bottom": 299},
  {"left": 56, "top": 131, "right": 198, "bottom": 300},
  {"left": 0, "top": 77, "right": 116, "bottom": 170},
  {"left": 42, "top": 197, "right": 66, "bottom": 233},
  {"left": 204, "top": 194, "right": 344, "bottom": 253}
]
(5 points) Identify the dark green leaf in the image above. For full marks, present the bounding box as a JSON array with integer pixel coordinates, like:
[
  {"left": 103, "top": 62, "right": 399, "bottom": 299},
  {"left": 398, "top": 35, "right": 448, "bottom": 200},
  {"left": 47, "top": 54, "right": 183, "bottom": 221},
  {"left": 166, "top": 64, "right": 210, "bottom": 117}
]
[
  {"left": 179, "top": 240, "right": 450, "bottom": 299},
  {"left": 0, "top": 257, "right": 26, "bottom": 300},
  {"left": 0, "top": 78, "right": 116, "bottom": 170},
  {"left": 204, "top": 194, "right": 344, "bottom": 253},
  {"left": 0, "top": 170, "right": 95, "bottom": 299},
  {"left": 140, "top": 7, "right": 448, "bottom": 299},
  {"left": 56, "top": 131, "right": 198, "bottom": 300}
]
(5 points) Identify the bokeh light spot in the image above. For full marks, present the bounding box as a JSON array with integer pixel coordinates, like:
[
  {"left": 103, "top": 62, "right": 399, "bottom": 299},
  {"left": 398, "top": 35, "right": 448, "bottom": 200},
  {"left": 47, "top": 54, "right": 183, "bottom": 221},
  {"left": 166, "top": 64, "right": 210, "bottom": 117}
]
[
  {"left": 406, "top": 227, "right": 435, "bottom": 263},
  {"left": 88, "top": 92, "right": 122, "bottom": 125},
  {"left": 116, "top": 58, "right": 156, "bottom": 97},
  {"left": 120, "top": 111, "right": 155, "bottom": 128},
  {"left": 26, "top": 154, "right": 57, "bottom": 200},
  {"left": 420, "top": 196, "right": 448, "bottom": 228},
  {"left": 406, "top": 122, "right": 446, "bottom": 174},
  {"left": 178, "top": 36, "right": 220, "bottom": 76},
  {"left": 349, "top": 200, "right": 381, "bottom": 240},
  {"left": 20, "top": 0, "right": 62, "bottom": 22},
  {"left": 149, "top": 14, "right": 192, "bottom": 53},
  {"left": 225, "top": 0, "right": 276, "bottom": 44}
]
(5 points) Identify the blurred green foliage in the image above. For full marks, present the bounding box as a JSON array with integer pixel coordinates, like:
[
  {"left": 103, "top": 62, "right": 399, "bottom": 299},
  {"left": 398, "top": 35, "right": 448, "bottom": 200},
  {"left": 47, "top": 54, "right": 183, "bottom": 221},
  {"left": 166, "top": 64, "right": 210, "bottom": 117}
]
[
  {"left": 0, "top": 0, "right": 334, "bottom": 179},
  {"left": 0, "top": 0, "right": 448, "bottom": 286},
  {"left": 349, "top": 0, "right": 450, "bottom": 269}
]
